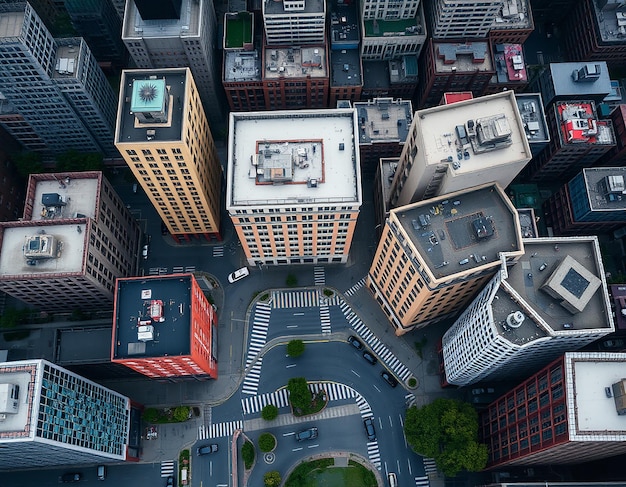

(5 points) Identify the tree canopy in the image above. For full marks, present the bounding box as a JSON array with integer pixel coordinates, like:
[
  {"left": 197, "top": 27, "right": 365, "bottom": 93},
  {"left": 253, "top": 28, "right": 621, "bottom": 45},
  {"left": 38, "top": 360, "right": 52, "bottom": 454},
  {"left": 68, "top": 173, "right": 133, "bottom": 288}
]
[
  {"left": 287, "top": 377, "right": 311, "bottom": 410},
  {"left": 404, "top": 398, "right": 488, "bottom": 477},
  {"left": 286, "top": 339, "right": 305, "bottom": 357}
]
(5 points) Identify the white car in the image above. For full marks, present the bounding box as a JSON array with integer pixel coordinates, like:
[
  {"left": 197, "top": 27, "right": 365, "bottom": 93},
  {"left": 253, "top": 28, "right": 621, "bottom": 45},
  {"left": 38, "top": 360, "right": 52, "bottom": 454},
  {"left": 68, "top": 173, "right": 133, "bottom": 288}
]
[{"left": 228, "top": 267, "right": 249, "bottom": 283}]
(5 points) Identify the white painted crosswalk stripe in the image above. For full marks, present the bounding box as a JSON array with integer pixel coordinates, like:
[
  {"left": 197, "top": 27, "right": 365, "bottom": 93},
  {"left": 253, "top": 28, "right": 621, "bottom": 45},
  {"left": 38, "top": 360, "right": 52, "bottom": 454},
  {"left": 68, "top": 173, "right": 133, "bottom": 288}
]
[
  {"left": 242, "top": 359, "right": 263, "bottom": 395},
  {"left": 344, "top": 276, "right": 366, "bottom": 296},
  {"left": 161, "top": 461, "right": 175, "bottom": 477},
  {"left": 320, "top": 304, "right": 331, "bottom": 334},
  {"left": 314, "top": 267, "right": 325, "bottom": 286},
  {"left": 208, "top": 420, "right": 243, "bottom": 438},
  {"left": 423, "top": 458, "right": 437, "bottom": 474},
  {"left": 271, "top": 290, "right": 320, "bottom": 309},
  {"left": 241, "top": 388, "right": 290, "bottom": 415},
  {"left": 367, "top": 442, "right": 381, "bottom": 469},
  {"left": 414, "top": 475, "right": 430, "bottom": 486},
  {"left": 213, "top": 246, "right": 224, "bottom": 257}
]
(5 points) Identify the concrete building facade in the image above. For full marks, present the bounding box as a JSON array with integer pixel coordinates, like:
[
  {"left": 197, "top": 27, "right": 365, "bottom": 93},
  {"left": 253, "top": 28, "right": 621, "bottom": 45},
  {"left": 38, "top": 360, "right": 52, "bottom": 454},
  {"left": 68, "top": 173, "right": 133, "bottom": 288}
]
[
  {"left": 389, "top": 91, "right": 532, "bottom": 208},
  {"left": 427, "top": 0, "right": 502, "bottom": 40},
  {"left": 227, "top": 109, "right": 362, "bottom": 266},
  {"left": 481, "top": 352, "right": 626, "bottom": 468},
  {"left": 111, "top": 274, "right": 218, "bottom": 380},
  {"left": 0, "top": 359, "right": 140, "bottom": 470},
  {"left": 262, "top": 0, "right": 326, "bottom": 46},
  {"left": 367, "top": 183, "right": 525, "bottom": 335},
  {"left": 115, "top": 68, "right": 222, "bottom": 241},
  {"left": 0, "top": 172, "right": 141, "bottom": 311},
  {"left": 442, "top": 237, "right": 613, "bottom": 386}
]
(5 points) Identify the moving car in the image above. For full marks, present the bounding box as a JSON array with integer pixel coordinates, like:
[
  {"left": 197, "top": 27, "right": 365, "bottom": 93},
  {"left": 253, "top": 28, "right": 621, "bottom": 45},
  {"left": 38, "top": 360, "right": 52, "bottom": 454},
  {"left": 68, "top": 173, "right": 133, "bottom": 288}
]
[
  {"left": 363, "top": 417, "right": 376, "bottom": 441},
  {"left": 295, "top": 427, "right": 318, "bottom": 441},
  {"left": 347, "top": 335, "right": 363, "bottom": 350},
  {"left": 166, "top": 476, "right": 175, "bottom": 487},
  {"left": 228, "top": 267, "right": 250, "bottom": 283},
  {"left": 388, "top": 472, "right": 398, "bottom": 487},
  {"left": 61, "top": 473, "right": 82, "bottom": 483},
  {"left": 362, "top": 351, "right": 377, "bottom": 365},
  {"left": 197, "top": 443, "right": 218, "bottom": 455},
  {"left": 381, "top": 370, "right": 398, "bottom": 388},
  {"left": 97, "top": 465, "right": 106, "bottom": 481}
]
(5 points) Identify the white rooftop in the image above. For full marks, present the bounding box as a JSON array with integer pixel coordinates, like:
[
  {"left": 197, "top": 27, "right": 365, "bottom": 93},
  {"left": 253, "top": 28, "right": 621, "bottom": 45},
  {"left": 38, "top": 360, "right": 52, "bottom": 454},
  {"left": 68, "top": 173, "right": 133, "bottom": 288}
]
[
  {"left": 227, "top": 109, "right": 361, "bottom": 209},
  {"left": 567, "top": 352, "right": 626, "bottom": 440},
  {"left": 0, "top": 223, "right": 87, "bottom": 277},
  {"left": 0, "top": 367, "right": 36, "bottom": 436},
  {"left": 30, "top": 177, "right": 98, "bottom": 221},
  {"left": 417, "top": 91, "right": 531, "bottom": 172}
]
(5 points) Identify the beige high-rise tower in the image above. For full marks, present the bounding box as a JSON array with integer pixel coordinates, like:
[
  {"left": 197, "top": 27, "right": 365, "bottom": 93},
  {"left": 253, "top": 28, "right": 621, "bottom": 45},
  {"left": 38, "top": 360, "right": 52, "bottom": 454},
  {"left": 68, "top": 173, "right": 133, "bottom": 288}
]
[{"left": 115, "top": 68, "right": 222, "bottom": 241}]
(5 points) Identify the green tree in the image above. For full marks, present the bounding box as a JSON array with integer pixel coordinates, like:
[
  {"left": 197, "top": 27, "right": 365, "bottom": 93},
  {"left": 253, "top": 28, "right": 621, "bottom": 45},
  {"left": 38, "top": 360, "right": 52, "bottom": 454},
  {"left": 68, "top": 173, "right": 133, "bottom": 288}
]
[
  {"left": 172, "top": 406, "right": 190, "bottom": 422},
  {"left": 286, "top": 339, "right": 305, "bottom": 358},
  {"left": 258, "top": 432, "right": 276, "bottom": 452},
  {"left": 261, "top": 404, "right": 278, "bottom": 421},
  {"left": 56, "top": 150, "right": 103, "bottom": 171},
  {"left": 264, "top": 471, "right": 281, "bottom": 487},
  {"left": 12, "top": 151, "right": 43, "bottom": 178},
  {"left": 404, "top": 398, "right": 488, "bottom": 477},
  {"left": 241, "top": 441, "right": 255, "bottom": 469},
  {"left": 287, "top": 377, "right": 311, "bottom": 410},
  {"left": 142, "top": 408, "right": 158, "bottom": 423}
]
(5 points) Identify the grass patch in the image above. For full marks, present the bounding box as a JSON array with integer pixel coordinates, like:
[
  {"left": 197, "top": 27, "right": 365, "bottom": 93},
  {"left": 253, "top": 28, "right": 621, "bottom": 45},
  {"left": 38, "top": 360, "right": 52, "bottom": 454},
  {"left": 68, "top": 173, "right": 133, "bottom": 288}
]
[
  {"left": 285, "top": 459, "right": 376, "bottom": 487},
  {"left": 143, "top": 406, "right": 190, "bottom": 424}
]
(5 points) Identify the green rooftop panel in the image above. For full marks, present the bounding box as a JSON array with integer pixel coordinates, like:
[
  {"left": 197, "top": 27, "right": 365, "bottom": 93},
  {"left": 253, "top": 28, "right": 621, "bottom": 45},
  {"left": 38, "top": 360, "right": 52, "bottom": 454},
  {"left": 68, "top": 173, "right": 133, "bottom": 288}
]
[
  {"left": 364, "top": 18, "right": 416, "bottom": 37},
  {"left": 131, "top": 79, "right": 167, "bottom": 113},
  {"left": 225, "top": 12, "right": 252, "bottom": 49}
]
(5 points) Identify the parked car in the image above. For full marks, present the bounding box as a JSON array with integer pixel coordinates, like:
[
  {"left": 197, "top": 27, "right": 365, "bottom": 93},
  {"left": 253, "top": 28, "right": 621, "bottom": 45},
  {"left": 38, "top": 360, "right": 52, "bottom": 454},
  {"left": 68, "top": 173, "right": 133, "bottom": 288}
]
[
  {"left": 61, "top": 473, "right": 82, "bottom": 483},
  {"left": 97, "top": 465, "right": 106, "bottom": 481},
  {"left": 228, "top": 267, "right": 250, "bottom": 283},
  {"left": 381, "top": 370, "right": 398, "bottom": 388},
  {"left": 295, "top": 427, "right": 318, "bottom": 441},
  {"left": 362, "top": 351, "right": 377, "bottom": 365},
  {"left": 166, "top": 477, "right": 175, "bottom": 487},
  {"left": 363, "top": 417, "right": 376, "bottom": 441},
  {"left": 472, "top": 387, "right": 495, "bottom": 395},
  {"left": 347, "top": 335, "right": 363, "bottom": 350},
  {"left": 602, "top": 339, "right": 625, "bottom": 349},
  {"left": 197, "top": 444, "right": 218, "bottom": 455}
]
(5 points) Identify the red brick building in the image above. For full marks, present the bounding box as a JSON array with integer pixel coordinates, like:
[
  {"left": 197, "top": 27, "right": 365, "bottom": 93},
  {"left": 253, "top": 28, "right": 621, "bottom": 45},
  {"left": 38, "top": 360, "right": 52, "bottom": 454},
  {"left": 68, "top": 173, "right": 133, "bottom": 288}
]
[{"left": 112, "top": 274, "right": 218, "bottom": 380}]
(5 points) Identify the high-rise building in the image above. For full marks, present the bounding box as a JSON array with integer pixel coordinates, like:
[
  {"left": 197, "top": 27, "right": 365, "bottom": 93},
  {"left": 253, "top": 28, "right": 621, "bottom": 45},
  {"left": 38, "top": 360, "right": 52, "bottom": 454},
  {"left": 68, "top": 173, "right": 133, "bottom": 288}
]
[
  {"left": 122, "top": 0, "right": 225, "bottom": 130},
  {"left": 427, "top": 0, "right": 502, "bottom": 40},
  {"left": 484, "top": 43, "right": 528, "bottom": 95},
  {"left": 523, "top": 100, "right": 615, "bottom": 183},
  {"left": 389, "top": 91, "right": 532, "bottom": 208},
  {"left": 328, "top": 0, "right": 362, "bottom": 105},
  {"left": 488, "top": 0, "right": 534, "bottom": 45},
  {"left": 111, "top": 273, "right": 218, "bottom": 380},
  {"left": 367, "top": 183, "right": 525, "bottom": 335},
  {"left": 0, "top": 172, "right": 141, "bottom": 311},
  {"left": 531, "top": 62, "right": 612, "bottom": 109},
  {"left": 64, "top": 0, "right": 127, "bottom": 64},
  {"left": 598, "top": 104, "right": 626, "bottom": 166},
  {"left": 0, "top": 359, "right": 140, "bottom": 470},
  {"left": 480, "top": 352, "right": 626, "bottom": 468},
  {"left": 0, "top": 4, "right": 118, "bottom": 157},
  {"left": 227, "top": 108, "right": 362, "bottom": 266},
  {"left": 353, "top": 98, "right": 413, "bottom": 168},
  {"left": 417, "top": 40, "right": 495, "bottom": 108},
  {"left": 373, "top": 157, "right": 399, "bottom": 240},
  {"left": 262, "top": 0, "right": 326, "bottom": 46},
  {"left": 0, "top": 127, "right": 25, "bottom": 222},
  {"left": 514, "top": 93, "right": 550, "bottom": 157},
  {"left": 543, "top": 167, "right": 626, "bottom": 236},
  {"left": 441, "top": 237, "right": 613, "bottom": 387},
  {"left": 115, "top": 68, "right": 222, "bottom": 241},
  {"left": 563, "top": 0, "right": 626, "bottom": 69}
]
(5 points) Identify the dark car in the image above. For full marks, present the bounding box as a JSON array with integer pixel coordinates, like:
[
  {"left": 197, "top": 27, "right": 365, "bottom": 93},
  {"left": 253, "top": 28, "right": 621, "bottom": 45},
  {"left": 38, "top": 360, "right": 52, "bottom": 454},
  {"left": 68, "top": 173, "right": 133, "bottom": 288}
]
[
  {"left": 381, "top": 370, "right": 398, "bottom": 388},
  {"left": 362, "top": 351, "right": 377, "bottom": 365},
  {"left": 61, "top": 473, "right": 82, "bottom": 483},
  {"left": 166, "top": 476, "right": 175, "bottom": 487},
  {"left": 197, "top": 444, "right": 218, "bottom": 455},
  {"left": 602, "top": 339, "right": 625, "bottom": 349},
  {"left": 363, "top": 417, "right": 376, "bottom": 441},
  {"left": 295, "top": 427, "right": 318, "bottom": 441},
  {"left": 347, "top": 335, "right": 363, "bottom": 350}
]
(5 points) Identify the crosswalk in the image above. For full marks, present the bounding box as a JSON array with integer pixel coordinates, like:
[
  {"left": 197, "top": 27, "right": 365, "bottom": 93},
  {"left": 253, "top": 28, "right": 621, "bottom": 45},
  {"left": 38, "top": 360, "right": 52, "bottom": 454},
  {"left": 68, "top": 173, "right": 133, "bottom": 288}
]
[
  {"left": 344, "top": 276, "right": 366, "bottom": 296},
  {"left": 242, "top": 358, "right": 263, "bottom": 395},
  {"left": 319, "top": 304, "right": 331, "bottom": 334},
  {"left": 149, "top": 266, "right": 195, "bottom": 275},
  {"left": 314, "top": 267, "right": 325, "bottom": 285},
  {"left": 242, "top": 382, "right": 360, "bottom": 415},
  {"left": 356, "top": 395, "right": 372, "bottom": 418},
  {"left": 160, "top": 461, "right": 175, "bottom": 478},
  {"left": 213, "top": 246, "right": 224, "bottom": 257},
  {"left": 415, "top": 475, "right": 430, "bottom": 486},
  {"left": 340, "top": 301, "right": 413, "bottom": 383},
  {"left": 149, "top": 267, "right": 168, "bottom": 275},
  {"left": 405, "top": 393, "right": 416, "bottom": 408},
  {"left": 367, "top": 441, "right": 381, "bottom": 470},
  {"left": 246, "top": 303, "right": 271, "bottom": 365},
  {"left": 198, "top": 420, "right": 243, "bottom": 439},
  {"left": 272, "top": 289, "right": 320, "bottom": 308},
  {"left": 423, "top": 458, "right": 437, "bottom": 475}
]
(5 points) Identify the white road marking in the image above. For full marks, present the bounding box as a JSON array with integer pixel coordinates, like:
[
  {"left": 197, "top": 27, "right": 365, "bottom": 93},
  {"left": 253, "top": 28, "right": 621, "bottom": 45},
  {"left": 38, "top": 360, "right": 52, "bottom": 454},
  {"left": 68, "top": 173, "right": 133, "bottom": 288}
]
[{"left": 352, "top": 370, "right": 360, "bottom": 377}]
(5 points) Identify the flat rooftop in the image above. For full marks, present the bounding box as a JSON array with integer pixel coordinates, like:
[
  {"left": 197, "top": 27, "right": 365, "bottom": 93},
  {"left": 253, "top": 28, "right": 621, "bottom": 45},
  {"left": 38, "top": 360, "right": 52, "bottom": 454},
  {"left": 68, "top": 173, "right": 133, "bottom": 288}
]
[
  {"left": 330, "top": 49, "right": 361, "bottom": 87},
  {"left": 0, "top": 10, "right": 24, "bottom": 39},
  {"left": 394, "top": 184, "right": 522, "bottom": 280},
  {"left": 434, "top": 42, "right": 493, "bottom": 74},
  {"left": 549, "top": 62, "right": 611, "bottom": 99},
  {"left": 517, "top": 208, "right": 538, "bottom": 238},
  {"left": 227, "top": 109, "right": 361, "bottom": 208},
  {"left": 363, "top": 17, "right": 424, "bottom": 37},
  {"left": 28, "top": 175, "right": 98, "bottom": 221},
  {"left": 389, "top": 56, "right": 418, "bottom": 84},
  {"left": 0, "top": 223, "right": 87, "bottom": 277},
  {"left": 567, "top": 352, "right": 626, "bottom": 439},
  {"left": 354, "top": 98, "right": 412, "bottom": 145},
  {"left": 581, "top": 167, "right": 626, "bottom": 212},
  {"left": 492, "top": 0, "right": 533, "bottom": 30},
  {"left": 515, "top": 93, "right": 550, "bottom": 144},
  {"left": 362, "top": 61, "right": 390, "bottom": 91},
  {"left": 264, "top": 0, "right": 324, "bottom": 15},
  {"left": 492, "top": 238, "right": 612, "bottom": 347},
  {"left": 329, "top": 2, "right": 359, "bottom": 44},
  {"left": 112, "top": 275, "right": 192, "bottom": 360},
  {"left": 57, "top": 327, "right": 112, "bottom": 365},
  {"left": 123, "top": 0, "right": 200, "bottom": 39},
  {"left": 591, "top": 0, "right": 626, "bottom": 43},
  {"left": 611, "top": 284, "right": 626, "bottom": 331},
  {"left": 224, "top": 12, "right": 253, "bottom": 49},
  {"left": 116, "top": 69, "right": 186, "bottom": 144},
  {"left": 264, "top": 46, "right": 327, "bottom": 79},
  {"left": 379, "top": 158, "right": 399, "bottom": 214},
  {"left": 224, "top": 50, "right": 262, "bottom": 82},
  {"left": 0, "top": 361, "right": 37, "bottom": 436},
  {"left": 416, "top": 91, "right": 532, "bottom": 172},
  {"left": 493, "top": 44, "right": 527, "bottom": 84},
  {"left": 554, "top": 101, "right": 615, "bottom": 146},
  {"left": 52, "top": 40, "right": 84, "bottom": 80}
]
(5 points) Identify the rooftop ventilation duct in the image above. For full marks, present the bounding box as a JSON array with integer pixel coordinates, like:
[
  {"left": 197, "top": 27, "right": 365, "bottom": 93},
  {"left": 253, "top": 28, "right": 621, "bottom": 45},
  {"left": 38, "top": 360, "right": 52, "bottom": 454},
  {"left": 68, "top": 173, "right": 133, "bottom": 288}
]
[{"left": 506, "top": 311, "right": 525, "bottom": 328}]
